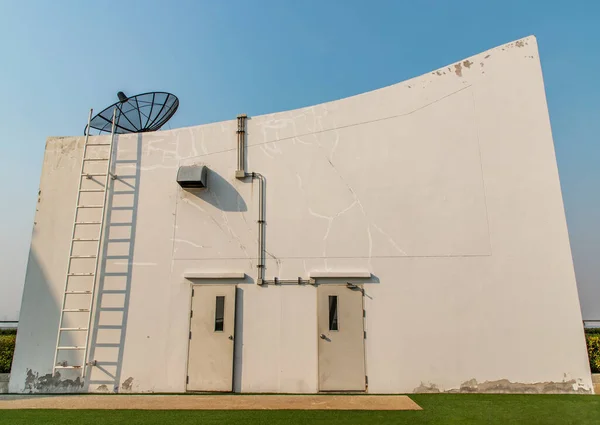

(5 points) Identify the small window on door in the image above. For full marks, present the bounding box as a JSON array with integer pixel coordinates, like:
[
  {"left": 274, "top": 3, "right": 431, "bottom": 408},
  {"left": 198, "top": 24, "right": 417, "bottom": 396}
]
[
  {"left": 328, "top": 295, "right": 338, "bottom": 331},
  {"left": 215, "top": 296, "right": 225, "bottom": 332}
]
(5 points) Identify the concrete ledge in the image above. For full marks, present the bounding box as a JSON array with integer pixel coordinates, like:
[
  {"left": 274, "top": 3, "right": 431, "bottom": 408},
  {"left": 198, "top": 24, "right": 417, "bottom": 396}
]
[
  {"left": 0, "top": 394, "right": 422, "bottom": 410},
  {"left": 0, "top": 374, "right": 9, "bottom": 394},
  {"left": 310, "top": 271, "right": 371, "bottom": 279},
  {"left": 184, "top": 272, "right": 245, "bottom": 279}
]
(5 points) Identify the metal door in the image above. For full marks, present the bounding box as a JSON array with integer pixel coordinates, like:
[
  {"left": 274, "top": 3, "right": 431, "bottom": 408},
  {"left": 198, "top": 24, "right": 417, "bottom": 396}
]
[
  {"left": 317, "top": 284, "right": 366, "bottom": 391},
  {"left": 187, "top": 285, "right": 236, "bottom": 392}
]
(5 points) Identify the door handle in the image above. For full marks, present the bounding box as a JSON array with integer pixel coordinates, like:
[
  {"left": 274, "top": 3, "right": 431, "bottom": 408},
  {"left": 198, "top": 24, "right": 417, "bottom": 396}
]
[
  {"left": 228, "top": 335, "right": 234, "bottom": 340},
  {"left": 320, "top": 334, "right": 326, "bottom": 339}
]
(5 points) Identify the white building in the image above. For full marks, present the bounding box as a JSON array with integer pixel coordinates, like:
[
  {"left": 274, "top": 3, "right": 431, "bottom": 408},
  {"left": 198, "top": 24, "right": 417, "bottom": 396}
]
[{"left": 10, "top": 36, "right": 593, "bottom": 394}]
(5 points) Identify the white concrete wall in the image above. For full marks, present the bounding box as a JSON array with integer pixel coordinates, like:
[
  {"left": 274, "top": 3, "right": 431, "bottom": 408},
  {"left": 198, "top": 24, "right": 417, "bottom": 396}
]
[{"left": 10, "top": 36, "right": 593, "bottom": 394}]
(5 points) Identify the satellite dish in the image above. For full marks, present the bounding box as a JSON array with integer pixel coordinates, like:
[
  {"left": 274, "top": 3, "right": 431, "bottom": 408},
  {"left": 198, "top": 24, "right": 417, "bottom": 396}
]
[{"left": 86, "top": 91, "right": 179, "bottom": 135}]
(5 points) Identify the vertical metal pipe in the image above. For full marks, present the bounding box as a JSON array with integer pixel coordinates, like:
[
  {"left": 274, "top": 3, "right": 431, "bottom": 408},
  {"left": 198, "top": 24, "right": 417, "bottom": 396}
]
[
  {"left": 237, "top": 119, "right": 242, "bottom": 171},
  {"left": 234, "top": 114, "right": 265, "bottom": 284},
  {"left": 257, "top": 173, "right": 265, "bottom": 284},
  {"left": 236, "top": 114, "right": 246, "bottom": 178}
]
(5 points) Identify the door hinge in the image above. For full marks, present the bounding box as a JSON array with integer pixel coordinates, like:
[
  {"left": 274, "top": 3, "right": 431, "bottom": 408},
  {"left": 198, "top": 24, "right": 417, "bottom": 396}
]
[
  {"left": 189, "top": 331, "right": 192, "bottom": 339},
  {"left": 186, "top": 376, "right": 189, "bottom": 384},
  {"left": 190, "top": 310, "right": 193, "bottom": 318},
  {"left": 365, "top": 375, "right": 369, "bottom": 385},
  {"left": 364, "top": 331, "right": 367, "bottom": 339},
  {"left": 363, "top": 309, "right": 366, "bottom": 318},
  {"left": 192, "top": 288, "right": 194, "bottom": 297}
]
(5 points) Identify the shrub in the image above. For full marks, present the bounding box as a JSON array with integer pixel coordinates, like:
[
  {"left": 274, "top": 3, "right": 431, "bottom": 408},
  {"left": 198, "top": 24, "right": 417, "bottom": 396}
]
[
  {"left": 586, "top": 333, "right": 600, "bottom": 373},
  {"left": 0, "top": 334, "right": 16, "bottom": 373}
]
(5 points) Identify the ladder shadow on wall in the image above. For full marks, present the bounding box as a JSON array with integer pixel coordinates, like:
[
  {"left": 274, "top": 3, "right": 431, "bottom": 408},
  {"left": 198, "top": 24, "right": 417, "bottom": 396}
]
[{"left": 86, "top": 133, "right": 142, "bottom": 393}]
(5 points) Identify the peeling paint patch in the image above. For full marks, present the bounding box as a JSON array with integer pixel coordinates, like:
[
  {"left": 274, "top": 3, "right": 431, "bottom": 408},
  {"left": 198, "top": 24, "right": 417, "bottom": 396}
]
[
  {"left": 121, "top": 377, "right": 134, "bottom": 392},
  {"left": 414, "top": 378, "right": 591, "bottom": 394},
  {"left": 484, "top": 54, "right": 491, "bottom": 59},
  {"left": 462, "top": 60, "right": 473, "bottom": 69},
  {"left": 435, "top": 71, "right": 442, "bottom": 76},
  {"left": 24, "top": 369, "right": 84, "bottom": 393},
  {"left": 515, "top": 40, "right": 525, "bottom": 47},
  {"left": 454, "top": 63, "right": 463, "bottom": 77},
  {"left": 414, "top": 382, "right": 440, "bottom": 393},
  {"left": 480, "top": 62, "right": 484, "bottom": 67},
  {"left": 95, "top": 384, "right": 110, "bottom": 393}
]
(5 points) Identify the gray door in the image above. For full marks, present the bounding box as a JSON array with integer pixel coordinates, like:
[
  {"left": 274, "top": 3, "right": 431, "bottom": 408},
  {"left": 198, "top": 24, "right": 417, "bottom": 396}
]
[
  {"left": 317, "top": 285, "right": 366, "bottom": 391},
  {"left": 187, "top": 285, "right": 236, "bottom": 392}
]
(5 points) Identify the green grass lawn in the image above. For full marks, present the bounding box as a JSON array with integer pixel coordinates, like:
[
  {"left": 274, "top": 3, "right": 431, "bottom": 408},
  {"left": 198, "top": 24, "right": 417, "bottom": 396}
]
[{"left": 1, "top": 394, "right": 599, "bottom": 425}]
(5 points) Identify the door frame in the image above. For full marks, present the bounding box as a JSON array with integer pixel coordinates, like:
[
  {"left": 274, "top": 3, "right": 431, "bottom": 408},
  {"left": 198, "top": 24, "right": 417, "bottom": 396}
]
[
  {"left": 316, "top": 283, "right": 367, "bottom": 392},
  {"left": 185, "top": 283, "right": 237, "bottom": 392}
]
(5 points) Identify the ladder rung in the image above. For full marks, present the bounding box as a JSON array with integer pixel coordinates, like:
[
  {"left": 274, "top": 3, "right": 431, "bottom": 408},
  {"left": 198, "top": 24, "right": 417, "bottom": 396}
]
[
  {"left": 86, "top": 143, "right": 111, "bottom": 146},
  {"left": 82, "top": 173, "right": 107, "bottom": 177},
  {"left": 62, "top": 308, "right": 90, "bottom": 312},
  {"left": 59, "top": 327, "right": 88, "bottom": 331},
  {"left": 75, "top": 221, "right": 101, "bottom": 225},
  {"left": 65, "top": 291, "right": 92, "bottom": 294},
  {"left": 68, "top": 273, "right": 94, "bottom": 276},
  {"left": 80, "top": 189, "right": 105, "bottom": 192},
  {"left": 55, "top": 365, "right": 83, "bottom": 369},
  {"left": 74, "top": 238, "right": 99, "bottom": 241},
  {"left": 83, "top": 158, "right": 109, "bottom": 161},
  {"left": 70, "top": 255, "right": 97, "bottom": 258},
  {"left": 57, "top": 346, "right": 85, "bottom": 350},
  {"left": 77, "top": 205, "right": 104, "bottom": 208}
]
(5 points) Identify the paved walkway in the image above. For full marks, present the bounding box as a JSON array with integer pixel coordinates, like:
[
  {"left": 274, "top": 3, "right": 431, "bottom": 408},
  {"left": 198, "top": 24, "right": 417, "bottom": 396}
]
[{"left": 0, "top": 394, "right": 421, "bottom": 410}]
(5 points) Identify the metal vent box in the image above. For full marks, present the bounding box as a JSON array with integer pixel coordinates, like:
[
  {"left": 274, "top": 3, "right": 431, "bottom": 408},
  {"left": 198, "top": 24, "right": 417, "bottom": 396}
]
[{"left": 177, "top": 165, "right": 208, "bottom": 189}]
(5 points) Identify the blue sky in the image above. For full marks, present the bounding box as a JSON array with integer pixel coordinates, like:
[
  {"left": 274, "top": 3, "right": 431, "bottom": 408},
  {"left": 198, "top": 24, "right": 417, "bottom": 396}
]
[{"left": 0, "top": 0, "right": 599, "bottom": 321}]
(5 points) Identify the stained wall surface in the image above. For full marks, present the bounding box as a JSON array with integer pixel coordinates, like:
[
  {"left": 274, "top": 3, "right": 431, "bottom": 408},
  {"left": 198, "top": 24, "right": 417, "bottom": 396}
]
[{"left": 10, "top": 36, "right": 593, "bottom": 394}]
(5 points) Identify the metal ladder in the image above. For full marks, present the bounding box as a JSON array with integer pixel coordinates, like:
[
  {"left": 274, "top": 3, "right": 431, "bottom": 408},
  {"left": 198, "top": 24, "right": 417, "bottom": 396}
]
[{"left": 52, "top": 108, "right": 117, "bottom": 378}]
